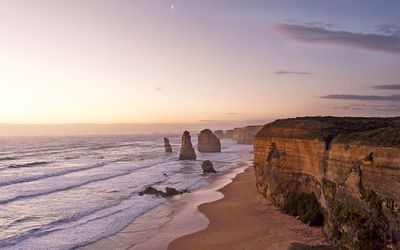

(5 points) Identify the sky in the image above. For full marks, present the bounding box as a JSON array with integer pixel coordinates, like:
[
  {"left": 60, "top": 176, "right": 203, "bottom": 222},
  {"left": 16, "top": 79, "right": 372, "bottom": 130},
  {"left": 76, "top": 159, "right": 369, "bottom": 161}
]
[{"left": 0, "top": 0, "right": 400, "bottom": 134}]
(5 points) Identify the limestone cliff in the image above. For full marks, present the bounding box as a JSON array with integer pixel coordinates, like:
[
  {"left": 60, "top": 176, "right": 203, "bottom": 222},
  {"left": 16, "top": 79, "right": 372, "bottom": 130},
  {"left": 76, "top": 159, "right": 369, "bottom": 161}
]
[
  {"left": 254, "top": 117, "right": 400, "bottom": 249},
  {"left": 223, "top": 129, "right": 233, "bottom": 139},
  {"left": 229, "top": 125, "right": 263, "bottom": 144}
]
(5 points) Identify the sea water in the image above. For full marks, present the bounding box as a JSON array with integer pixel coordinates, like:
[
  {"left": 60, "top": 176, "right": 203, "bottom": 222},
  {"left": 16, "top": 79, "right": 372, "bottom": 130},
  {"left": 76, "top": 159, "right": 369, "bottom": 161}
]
[{"left": 0, "top": 135, "right": 251, "bottom": 249}]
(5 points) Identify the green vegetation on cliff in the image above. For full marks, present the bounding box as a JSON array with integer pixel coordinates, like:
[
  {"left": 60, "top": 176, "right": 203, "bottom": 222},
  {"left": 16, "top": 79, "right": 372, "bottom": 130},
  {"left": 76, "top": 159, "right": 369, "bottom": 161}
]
[{"left": 283, "top": 193, "right": 324, "bottom": 227}]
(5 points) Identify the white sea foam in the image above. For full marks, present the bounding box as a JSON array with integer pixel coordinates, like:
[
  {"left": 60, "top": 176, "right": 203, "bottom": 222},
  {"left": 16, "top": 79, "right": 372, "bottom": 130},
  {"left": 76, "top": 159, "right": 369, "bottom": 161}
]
[{"left": 0, "top": 135, "right": 251, "bottom": 249}]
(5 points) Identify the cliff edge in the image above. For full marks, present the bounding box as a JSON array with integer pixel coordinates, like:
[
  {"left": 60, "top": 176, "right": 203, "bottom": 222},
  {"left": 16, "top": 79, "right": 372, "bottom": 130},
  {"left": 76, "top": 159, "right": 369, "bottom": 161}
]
[{"left": 254, "top": 116, "right": 400, "bottom": 249}]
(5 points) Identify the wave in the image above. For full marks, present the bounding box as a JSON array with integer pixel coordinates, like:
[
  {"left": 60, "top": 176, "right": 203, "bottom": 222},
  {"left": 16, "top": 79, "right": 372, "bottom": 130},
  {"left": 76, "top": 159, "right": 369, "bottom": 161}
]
[
  {"left": 0, "top": 162, "right": 107, "bottom": 187},
  {"left": 0, "top": 160, "right": 172, "bottom": 205},
  {"left": 88, "top": 143, "right": 139, "bottom": 151},
  {"left": 0, "top": 157, "right": 17, "bottom": 161},
  {"left": 8, "top": 161, "right": 51, "bottom": 169},
  {"left": 0, "top": 185, "right": 163, "bottom": 248},
  {"left": 0, "top": 159, "right": 220, "bottom": 249}
]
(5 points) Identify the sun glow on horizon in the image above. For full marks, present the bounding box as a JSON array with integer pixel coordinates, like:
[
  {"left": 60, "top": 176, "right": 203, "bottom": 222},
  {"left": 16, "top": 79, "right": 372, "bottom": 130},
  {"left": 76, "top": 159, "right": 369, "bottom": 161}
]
[{"left": 1, "top": 1, "right": 399, "bottom": 126}]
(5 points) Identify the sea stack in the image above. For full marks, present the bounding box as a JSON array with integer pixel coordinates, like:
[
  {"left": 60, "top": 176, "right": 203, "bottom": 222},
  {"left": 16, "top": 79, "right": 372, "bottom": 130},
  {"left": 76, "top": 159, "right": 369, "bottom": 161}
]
[
  {"left": 201, "top": 160, "right": 217, "bottom": 173},
  {"left": 179, "top": 131, "right": 196, "bottom": 160},
  {"left": 198, "top": 129, "right": 221, "bottom": 152},
  {"left": 164, "top": 137, "right": 172, "bottom": 153},
  {"left": 214, "top": 130, "right": 224, "bottom": 139}
]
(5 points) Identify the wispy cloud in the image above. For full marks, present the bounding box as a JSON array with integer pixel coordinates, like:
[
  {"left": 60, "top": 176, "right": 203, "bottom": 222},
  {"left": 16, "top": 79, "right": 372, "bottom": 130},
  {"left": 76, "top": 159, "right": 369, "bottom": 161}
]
[
  {"left": 376, "top": 24, "right": 400, "bottom": 36},
  {"left": 332, "top": 104, "right": 366, "bottom": 110},
  {"left": 321, "top": 94, "right": 400, "bottom": 102},
  {"left": 333, "top": 104, "right": 400, "bottom": 112},
  {"left": 370, "top": 84, "right": 400, "bottom": 90},
  {"left": 273, "top": 23, "right": 400, "bottom": 55},
  {"left": 284, "top": 19, "right": 335, "bottom": 29},
  {"left": 198, "top": 120, "right": 219, "bottom": 123},
  {"left": 226, "top": 112, "right": 238, "bottom": 115},
  {"left": 155, "top": 87, "right": 163, "bottom": 91},
  {"left": 275, "top": 70, "right": 312, "bottom": 75}
]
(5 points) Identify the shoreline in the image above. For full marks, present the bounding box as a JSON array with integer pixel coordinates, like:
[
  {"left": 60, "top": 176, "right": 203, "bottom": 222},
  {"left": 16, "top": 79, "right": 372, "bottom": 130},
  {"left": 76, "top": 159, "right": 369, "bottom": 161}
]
[
  {"left": 169, "top": 166, "right": 329, "bottom": 250},
  {"left": 79, "top": 160, "right": 251, "bottom": 250}
]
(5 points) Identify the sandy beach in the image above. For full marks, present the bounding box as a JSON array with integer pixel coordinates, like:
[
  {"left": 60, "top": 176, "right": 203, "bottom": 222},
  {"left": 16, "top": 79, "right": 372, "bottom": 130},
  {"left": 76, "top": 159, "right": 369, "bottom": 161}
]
[
  {"left": 169, "top": 166, "right": 328, "bottom": 250},
  {"left": 79, "top": 162, "right": 252, "bottom": 250}
]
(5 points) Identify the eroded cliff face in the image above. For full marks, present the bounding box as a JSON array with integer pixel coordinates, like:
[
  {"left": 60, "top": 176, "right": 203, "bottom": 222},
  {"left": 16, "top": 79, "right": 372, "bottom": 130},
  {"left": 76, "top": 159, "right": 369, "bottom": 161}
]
[
  {"left": 254, "top": 117, "right": 400, "bottom": 249},
  {"left": 230, "top": 125, "right": 263, "bottom": 144}
]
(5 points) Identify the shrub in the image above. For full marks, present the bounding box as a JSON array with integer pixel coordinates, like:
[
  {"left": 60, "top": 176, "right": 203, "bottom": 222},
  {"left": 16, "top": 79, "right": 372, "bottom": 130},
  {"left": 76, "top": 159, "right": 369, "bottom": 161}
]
[{"left": 283, "top": 193, "right": 324, "bottom": 226}]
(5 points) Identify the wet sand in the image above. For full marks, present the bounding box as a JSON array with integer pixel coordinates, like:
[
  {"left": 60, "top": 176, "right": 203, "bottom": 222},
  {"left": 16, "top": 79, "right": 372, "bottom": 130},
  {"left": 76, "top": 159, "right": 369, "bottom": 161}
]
[
  {"left": 169, "top": 167, "right": 328, "bottom": 250},
  {"left": 79, "top": 166, "right": 249, "bottom": 250}
]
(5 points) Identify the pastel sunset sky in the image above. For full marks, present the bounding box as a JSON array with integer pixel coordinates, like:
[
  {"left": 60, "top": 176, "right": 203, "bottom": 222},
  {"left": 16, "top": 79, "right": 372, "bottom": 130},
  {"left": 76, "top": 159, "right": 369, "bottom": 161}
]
[{"left": 1, "top": 0, "right": 400, "bottom": 128}]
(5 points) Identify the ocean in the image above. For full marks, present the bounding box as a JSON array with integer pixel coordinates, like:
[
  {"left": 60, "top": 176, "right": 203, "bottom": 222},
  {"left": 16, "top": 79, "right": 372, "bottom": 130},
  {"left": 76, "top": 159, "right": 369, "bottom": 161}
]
[{"left": 0, "top": 134, "right": 251, "bottom": 249}]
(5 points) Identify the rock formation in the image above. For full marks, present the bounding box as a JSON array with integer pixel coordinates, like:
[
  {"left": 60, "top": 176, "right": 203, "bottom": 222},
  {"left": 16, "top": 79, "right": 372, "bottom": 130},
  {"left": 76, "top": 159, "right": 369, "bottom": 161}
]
[
  {"left": 223, "top": 129, "right": 233, "bottom": 139},
  {"left": 201, "top": 160, "right": 217, "bottom": 173},
  {"left": 232, "top": 125, "right": 263, "bottom": 144},
  {"left": 198, "top": 129, "right": 221, "bottom": 152},
  {"left": 254, "top": 117, "right": 400, "bottom": 249},
  {"left": 164, "top": 137, "right": 172, "bottom": 153},
  {"left": 214, "top": 130, "right": 224, "bottom": 139},
  {"left": 179, "top": 131, "right": 196, "bottom": 160},
  {"left": 138, "top": 186, "right": 165, "bottom": 197},
  {"left": 139, "top": 186, "right": 188, "bottom": 197},
  {"left": 165, "top": 187, "right": 180, "bottom": 196}
]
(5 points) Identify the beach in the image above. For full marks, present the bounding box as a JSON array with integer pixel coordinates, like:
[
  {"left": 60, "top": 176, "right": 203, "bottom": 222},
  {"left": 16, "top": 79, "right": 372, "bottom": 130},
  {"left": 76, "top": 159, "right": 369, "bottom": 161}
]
[
  {"left": 169, "top": 166, "right": 328, "bottom": 250},
  {"left": 81, "top": 162, "right": 328, "bottom": 250},
  {"left": 80, "top": 161, "right": 252, "bottom": 250}
]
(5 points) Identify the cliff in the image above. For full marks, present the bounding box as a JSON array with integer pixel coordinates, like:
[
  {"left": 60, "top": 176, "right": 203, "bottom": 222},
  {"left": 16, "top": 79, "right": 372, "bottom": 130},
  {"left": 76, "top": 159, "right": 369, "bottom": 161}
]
[
  {"left": 223, "top": 129, "right": 233, "bottom": 139},
  {"left": 254, "top": 117, "right": 400, "bottom": 249},
  {"left": 229, "top": 125, "right": 263, "bottom": 144}
]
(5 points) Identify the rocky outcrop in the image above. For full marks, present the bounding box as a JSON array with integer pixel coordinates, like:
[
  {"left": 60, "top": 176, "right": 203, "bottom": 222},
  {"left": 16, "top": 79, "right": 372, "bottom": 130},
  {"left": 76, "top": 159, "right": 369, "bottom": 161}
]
[
  {"left": 179, "top": 131, "right": 196, "bottom": 160},
  {"left": 214, "top": 130, "right": 224, "bottom": 139},
  {"left": 139, "top": 186, "right": 188, "bottom": 197},
  {"left": 139, "top": 186, "right": 165, "bottom": 197},
  {"left": 165, "top": 187, "right": 181, "bottom": 196},
  {"left": 254, "top": 117, "right": 400, "bottom": 249},
  {"left": 201, "top": 160, "right": 217, "bottom": 173},
  {"left": 198, "top": 129, "right": 221, "bottom": 152},
  {"left": 164, "top": 137, "right": 172, "bottom": 153}
]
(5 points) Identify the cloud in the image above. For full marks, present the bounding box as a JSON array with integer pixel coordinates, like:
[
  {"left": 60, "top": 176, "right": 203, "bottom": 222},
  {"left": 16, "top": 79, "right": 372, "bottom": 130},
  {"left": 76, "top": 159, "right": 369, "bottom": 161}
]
[
  {"left": 226, "top": 112, "right": 238, "bottom": 115},
  {"left": 333, "top": 104, "right": 400, "bottom": 112},
  {"left": 321, "top": 94, "right": 400, "bottom": 102},
  {"left": 376, "top": 24, "right": 400, "bottom": 36},
  {"left": 155, "top": 87, "right": 163, "bottom": 91},
  {"left": 370, "top": 84, "right": 400, "bottom": 90},
  {"left": 275, "top": 70, "right": 312, "bottom": 75},
  {"left": 273, "top": 23, "right": 400, "bottom": 55},
  {"left": 198, "top": 120, "right": 219, "bottom": 123},
  {"left": 332, "top": 104, "right": 366, "bottom": 110},
  {"left": 284, "top": 19, "right": 335, "bottom": 29}
]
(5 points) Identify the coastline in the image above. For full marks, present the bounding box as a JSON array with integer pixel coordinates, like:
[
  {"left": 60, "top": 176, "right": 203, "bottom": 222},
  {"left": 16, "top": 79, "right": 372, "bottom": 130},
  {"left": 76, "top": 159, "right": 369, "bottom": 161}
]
[
  {"left": 169, "top": 166, "right": 329, "bottom": 250},
  {"left": 79, "top": 160, "right": 251, "bottom": 250}
]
